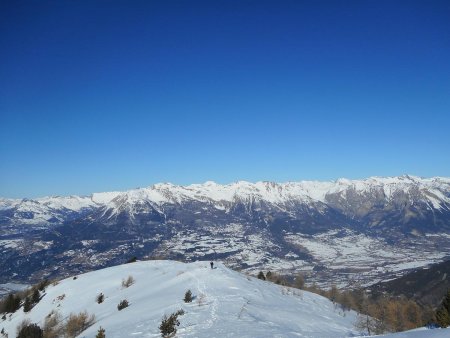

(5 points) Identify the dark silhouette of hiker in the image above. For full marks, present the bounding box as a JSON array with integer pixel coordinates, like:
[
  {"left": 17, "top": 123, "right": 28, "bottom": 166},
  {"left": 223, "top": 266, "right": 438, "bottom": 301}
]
[{"left": 210, "top": 261, "right": 214, "bottom": 269}]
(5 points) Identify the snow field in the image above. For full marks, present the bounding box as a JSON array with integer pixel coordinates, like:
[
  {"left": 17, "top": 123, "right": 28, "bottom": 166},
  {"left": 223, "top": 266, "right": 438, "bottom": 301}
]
[{"left": 1, "top": 260, "right": 360, "bottom": 338}]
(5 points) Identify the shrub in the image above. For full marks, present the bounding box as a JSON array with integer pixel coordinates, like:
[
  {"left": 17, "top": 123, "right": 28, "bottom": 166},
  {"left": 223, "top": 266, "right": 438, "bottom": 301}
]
[
  {"left": 197, "top": 293, "right": 206, "bottom": 307},
  {"left": 17, "top": 322, "right": 43, "bottom": 338},
  {"left": 257, "top": 271, "right": 266, "bottom": 280},
  {"left": 37, "top": 279, "right": 50, "bottom": 291},
  {"left": 96, "top": 327, "right": 106, "bottom": 338},
  {"left": 184, "top": 290, "right": 193, "bottom": 303},
  {"left": 117, "top": 299, "right": 129, "bottom": 311},
  {"left": 436, "top": 290, "right": 450, "bottom": 328},
  {"left": 0, "top": 294, "right": 20, "bottom": 314},
  {"left": 23, "top": 297, "right": 32, "bottom": 313},
  {"left": 159, "top": 309, "right": 184, "bottom": 337},
  {"left": 175, "top": 309, "right": 185, "bottom": 316},
  {"left": 16, "top": 319, "right": 31, "bottom": 335},
  {"left": 43, "top": 311, "right": 63, "bottom": 338},
  {"left": 121, "top": 276, "right": 135, "bottom": 288},
  {"left": 96, "top": 293, "right": 104, "bottom": 304},
  {"left": 294, "top": 273, "right": 305, "bottom": 289},
  {"left": 32, "top": 289, "right": 41, "bottom": 304},
  {"left": 127, "top": 256, "right": 137, "bottom": 263},
  {"left": 65, "top": 311, "right": 95, "bottom": 338}
]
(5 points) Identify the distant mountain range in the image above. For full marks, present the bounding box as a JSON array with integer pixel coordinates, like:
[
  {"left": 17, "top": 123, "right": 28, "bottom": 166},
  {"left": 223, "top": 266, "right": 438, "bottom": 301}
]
[{"left": 1, "top": 175, "right": 450, "bottom": 287}]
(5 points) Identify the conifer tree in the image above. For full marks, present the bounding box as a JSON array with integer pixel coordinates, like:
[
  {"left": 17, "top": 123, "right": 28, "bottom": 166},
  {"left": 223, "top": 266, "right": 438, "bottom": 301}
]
[
  {"left": 184, "top": 290, "right": 193, "bottom": 303},
  {"left": 4, "top": 294, "right": 20, "bottom": 313},
  {"left": 23, "top": 297, "right": 32, "bottom": 312},
  {"left": 436, "top": 290, "right": 450, "bottom": 328},
  {"left": 159, "top": 313, "right": 180, "bottom": 337},
  {"left": 32, "top": 289, "right": 40, "bottom": 304},
  {"left": 257, "top": 271, "right": 266, "bottom": 280},
  {"left": 17, "top": 323, "right": 43, "bottom": 338},
  {"left": 96, "top": 327, "right": 106, "bottom": 338}
]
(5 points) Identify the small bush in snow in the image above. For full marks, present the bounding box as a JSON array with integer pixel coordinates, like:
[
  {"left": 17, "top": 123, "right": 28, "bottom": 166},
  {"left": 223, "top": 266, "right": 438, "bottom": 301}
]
[
  {"left": 257, "top": 271, "right": 266, "bottom": 280},
  {"left": 65, "top": 311, "right": 95, "bottom": 338},
  {"left": 294, "top": 273, "right": 305, "bottom": 289},
  {"left": 121, "top": 276, "right": 135, "bottom": 288},
  {"left": 159, "top": 309, "right": 184, "bottom": 337},
  {"left": 436, "top": 289, "right": 450, "bottom": 328},
  {"left": 43, "top": 310, "right": 63, "bottom": 338},
  {"left": 174, "top": 309, "right": 185, "bottom": 316},
  {"left": 16, "top": 319, "right": 31, "bottom": 335},
  {"left": 197, "top": 293, "right": 206, "bottom": 307},
  {"left": 127, "top": 256, "right": 137, "bottom": 263},
  {"left": 23, "top": 297, "right": 32, "bottom": 313},
  {"left": 37, "top": 279, "right": 50, "bottom": 291},
  {"left": 32, "top": 289, "right": 41, "bottom": 304},
  {"left": 17, "top": 322, "right": 43, "bottom": 338},
  {"left": 96, "top": 293, "right": 104, "bottom": 304},
  {"left": 0, "top": 294, "right": 20, "bottom": 314},
  {"left": 184, "top": 290, "right": 193, "bottom": 303},
  {"left": 43, "top": 310, "right": 64, "bottom": 338},
  {"left": 117, "top": 299, "right": 129, "bottom": 311},
  {"left": 95, "top": 326, "right": 106, "bottom": 338}
]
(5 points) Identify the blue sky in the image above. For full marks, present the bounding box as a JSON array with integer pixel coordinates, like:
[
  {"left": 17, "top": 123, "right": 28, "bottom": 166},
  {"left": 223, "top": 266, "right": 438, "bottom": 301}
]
[{"left": 1, "top": 1, "right": 449, "bottom": 198}]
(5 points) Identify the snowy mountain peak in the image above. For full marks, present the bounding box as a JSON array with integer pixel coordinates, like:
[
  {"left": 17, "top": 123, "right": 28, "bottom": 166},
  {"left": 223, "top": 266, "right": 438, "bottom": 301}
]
[{"left": 1, "top": 176, "right": 449, "bottom": 226}]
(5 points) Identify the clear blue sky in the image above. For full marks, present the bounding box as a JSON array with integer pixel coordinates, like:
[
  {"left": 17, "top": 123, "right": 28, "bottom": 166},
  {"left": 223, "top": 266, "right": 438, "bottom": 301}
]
[{"left": 1, "top": 1, "right": 449, "bottom": 198}]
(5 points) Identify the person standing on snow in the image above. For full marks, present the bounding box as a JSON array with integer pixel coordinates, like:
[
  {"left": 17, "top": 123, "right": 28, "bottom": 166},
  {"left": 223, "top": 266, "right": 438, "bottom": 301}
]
[{"left": 210, "top": 261, "right": 214, "bottom": 269}]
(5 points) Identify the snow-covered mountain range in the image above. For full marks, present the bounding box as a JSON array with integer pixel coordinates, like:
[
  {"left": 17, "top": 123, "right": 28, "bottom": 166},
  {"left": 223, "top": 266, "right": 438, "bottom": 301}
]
[
  {"left": 1, "top": 175, "right": 449, "bottom": 227},
  {"left": 1, "top": 175, "right": 450, "bottom": 288}
]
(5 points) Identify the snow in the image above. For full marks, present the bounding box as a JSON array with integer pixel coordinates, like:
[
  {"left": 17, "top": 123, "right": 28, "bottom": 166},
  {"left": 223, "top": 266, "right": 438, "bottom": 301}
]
[
  {"left": 375, "top": 327, "right": 450, "bottom": 338},
  {"left": 0, "top": 283, "right": 29, "bottom": 296},
  {"left": 0, "top": 198, "right": 20, "bottom": 210},
  {"left": 1, "top": 176, "right": 449, "bottom": 226},
  {"left": 91, "top": 191, "right": 122, "bottom": 205},
  {"left": 0, "top": 239, "right": 22, "bottom": 249},
  {"left": 283, "top": 229, "right": 447, "bottom": 288},
  {"left": 37, "top": 195, "right": 96, "bottom": 212},
  {"left": 0, "top": 260, "right": 361, "bottom": 338}
]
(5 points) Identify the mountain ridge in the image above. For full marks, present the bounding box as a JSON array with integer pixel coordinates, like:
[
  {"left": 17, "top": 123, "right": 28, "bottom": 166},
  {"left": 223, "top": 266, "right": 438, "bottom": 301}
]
[
  {"left": 1, "top": 175, "right": 449, "bottom": 227},
  {"left": 1, "top": 175, "right": 450, "bottom": 287},
  {"left": 2, "top": 174, "right": 450, "bottom": 200}
]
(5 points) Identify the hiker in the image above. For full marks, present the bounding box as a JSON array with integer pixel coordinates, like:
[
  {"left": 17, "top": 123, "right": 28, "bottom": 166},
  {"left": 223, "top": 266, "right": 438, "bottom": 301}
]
[{"left": 210, "top": 261, "right": 214, "bottom": 269}]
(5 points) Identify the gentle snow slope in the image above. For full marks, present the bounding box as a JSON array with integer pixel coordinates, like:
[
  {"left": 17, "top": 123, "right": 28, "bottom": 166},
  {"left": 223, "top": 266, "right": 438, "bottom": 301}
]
[
  {"left": 2, "top": 260, "right": 360, "bottom": 338},
  {"left": 379, "top": 327, "right": 450, "bottom": 338},
  {"left": 3, "top": 260, "right": 449, "bottom": 338}
]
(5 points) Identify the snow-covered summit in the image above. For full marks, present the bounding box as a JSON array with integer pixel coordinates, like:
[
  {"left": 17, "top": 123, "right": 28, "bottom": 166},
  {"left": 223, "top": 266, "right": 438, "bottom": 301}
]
[
  {"left": 1, "top": 260, "right": 360, "bottom": 338},
  {"left": 1, "top": 175, "right": 449, "bottom": 226},
  {"left": 73, "top": 175, "right": 450, "bottom": 206}
]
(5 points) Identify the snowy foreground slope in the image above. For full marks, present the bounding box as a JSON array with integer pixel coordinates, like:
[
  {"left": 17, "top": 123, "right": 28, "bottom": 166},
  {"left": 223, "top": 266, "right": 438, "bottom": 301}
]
[
  {"left": 379, "top": 327, "right": 450, "bottom": 338},
  {"left": 2, "top": 261, "right": 449, "bottom": 338},
  {"left": 1, "top": 260, "right": 361, "bottom": 338}
]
